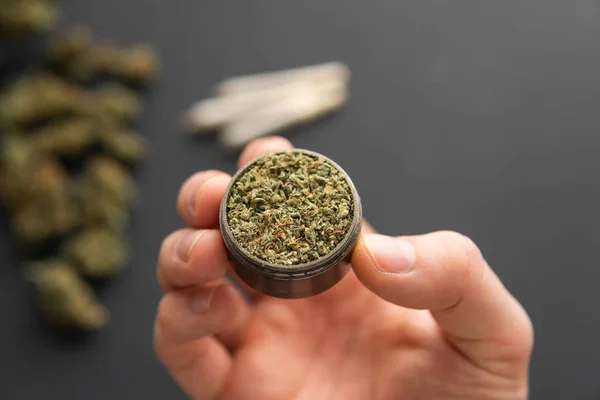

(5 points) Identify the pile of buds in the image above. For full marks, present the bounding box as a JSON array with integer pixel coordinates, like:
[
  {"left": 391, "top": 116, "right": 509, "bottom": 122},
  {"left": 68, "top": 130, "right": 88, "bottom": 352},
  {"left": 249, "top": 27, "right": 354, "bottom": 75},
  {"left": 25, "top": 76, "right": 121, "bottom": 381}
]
[
  {"left": 0, "top": 25, "right": 160, "bottom": 331},
  {"left": 184, "top": 62, "right": 350, "bottom": 150}
]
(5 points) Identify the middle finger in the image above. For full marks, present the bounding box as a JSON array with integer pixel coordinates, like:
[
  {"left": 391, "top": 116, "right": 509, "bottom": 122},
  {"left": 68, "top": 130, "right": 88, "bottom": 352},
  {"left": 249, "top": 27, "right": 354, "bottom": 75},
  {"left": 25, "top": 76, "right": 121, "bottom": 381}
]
[
  {"left": 157, "top": 228, "right": 229, "bottom": 292},
  {"left": 177, "top": 170, "right": 231, "bottom": 228}
]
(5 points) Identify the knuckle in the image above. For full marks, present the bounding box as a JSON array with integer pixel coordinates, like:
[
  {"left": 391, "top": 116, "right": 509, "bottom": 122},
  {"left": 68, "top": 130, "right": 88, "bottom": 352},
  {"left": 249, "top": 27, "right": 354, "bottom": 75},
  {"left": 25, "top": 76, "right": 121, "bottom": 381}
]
[
  {"left": 155, "top": 296, "right": 171, "bottom": 330},
  {"left": 153, "top": 300, "right": 170, "bottom": 360},
  {"left": 152, "top": 326, "right": 164, "bottom": 361},
  {"left": 158, "top": 230, "right": 183, "bottom": 265},
  {"left": 440, "top": 230, "right": 485, "bottom": 272},
  {"left": 456, "top": 233, "right": 486, "bottom": 290},
  {"left": 176, "top": 175, "right": 196, "bottom": 211},
  {"left": 458, "top": 234, "right": 485, "bottom": 269},
  {"left": 435, "top": 231, "right": 487, "bottom": 308},
  {"left": 156, "top": 230, "right": 188, "bottom": 291},
  {"left": 494, "top": 311, "right": 535, "bottom": 371},
  {"left": 514, "top": 310, "right": 535, "bottom": 358},
  {"left": 155, "top": 294, "right": 187, "bottom": 344}
]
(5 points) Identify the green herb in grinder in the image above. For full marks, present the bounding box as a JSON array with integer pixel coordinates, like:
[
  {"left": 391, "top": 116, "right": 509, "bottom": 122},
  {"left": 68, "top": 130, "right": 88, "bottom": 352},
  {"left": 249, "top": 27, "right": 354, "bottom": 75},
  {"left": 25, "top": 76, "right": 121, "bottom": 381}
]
[
  {"left": 227, "top": 151, "right": 353, "bottom": 265},
  {"left": 220, "top": 149, "right": 362, "bottom": 299}
]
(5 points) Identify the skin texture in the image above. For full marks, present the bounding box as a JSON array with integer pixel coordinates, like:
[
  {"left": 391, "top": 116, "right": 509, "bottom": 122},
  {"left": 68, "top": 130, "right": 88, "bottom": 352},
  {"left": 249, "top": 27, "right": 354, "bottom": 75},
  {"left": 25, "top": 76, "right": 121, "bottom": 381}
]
[{"left": 154, "top": 136, "right": 534, "bottom": 400}]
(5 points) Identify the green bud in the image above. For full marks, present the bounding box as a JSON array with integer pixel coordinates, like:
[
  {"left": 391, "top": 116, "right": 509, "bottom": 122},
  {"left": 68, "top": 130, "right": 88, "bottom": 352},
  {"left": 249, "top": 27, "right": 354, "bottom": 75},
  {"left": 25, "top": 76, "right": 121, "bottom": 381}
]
[
  {"left": 48, "top": 26, "right": 93, "bottom": 64},
  {"left": 117, "top": 45, "right": 160, "bottom": 85},
  {"left": 98, "top": 130, "right": 147, "bottom": 164},
  {"left": 25, "top": 259, "right": 109, "bottom": 330},
  {"left": 62, "top": 228, "right": 130, "bottom": 278}
]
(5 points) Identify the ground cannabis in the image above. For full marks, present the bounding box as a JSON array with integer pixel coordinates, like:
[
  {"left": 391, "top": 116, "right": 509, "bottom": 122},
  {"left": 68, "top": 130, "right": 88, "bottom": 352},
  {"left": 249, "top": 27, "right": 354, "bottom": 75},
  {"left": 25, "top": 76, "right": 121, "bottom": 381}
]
[{"left": 227, "top": 151, "right": 354, "bottom": 266}]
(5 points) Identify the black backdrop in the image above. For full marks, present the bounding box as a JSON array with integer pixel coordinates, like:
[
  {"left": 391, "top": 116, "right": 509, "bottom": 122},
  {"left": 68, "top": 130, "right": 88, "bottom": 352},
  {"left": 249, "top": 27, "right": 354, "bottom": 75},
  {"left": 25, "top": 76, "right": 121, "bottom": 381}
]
[{"left": 1, "top": 1, "right": 599, "bottom": 399}]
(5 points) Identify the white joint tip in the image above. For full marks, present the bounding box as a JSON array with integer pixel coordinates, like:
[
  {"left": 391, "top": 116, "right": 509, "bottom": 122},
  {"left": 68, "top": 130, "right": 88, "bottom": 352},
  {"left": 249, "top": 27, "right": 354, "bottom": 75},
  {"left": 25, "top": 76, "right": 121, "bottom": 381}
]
[{"left": 215, "top": 61, "right": 351, "bottom": 95}]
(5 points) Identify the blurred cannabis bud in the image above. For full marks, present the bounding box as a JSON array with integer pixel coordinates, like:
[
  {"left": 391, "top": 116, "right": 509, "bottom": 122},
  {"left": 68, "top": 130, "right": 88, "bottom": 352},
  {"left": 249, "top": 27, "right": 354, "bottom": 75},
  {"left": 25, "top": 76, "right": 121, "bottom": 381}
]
[
  {"left": 117, "top": 45, "right": 160, "bottom": 85},
  {"left": 26, "top": 259, "right": 110, "bottom": 329},
  {"left": 62, "top": 228, "right": 129, "bottom": 278},
  {"left": 0, "top": 72, "right": 81, "bottom": 126},
  {"left": 12, "top": 158, "right": 77, "bottom": 243},
  {"left": 49, "top": 27, "right": 160, "bottom": 85},
  {"left": 0, "top": 15, "right": 160, "bottom": 331},
  {"left": 0, "top": 0, "right": 59, "bottom": 39},
  {"left": 74, "top": 156, "right": 137, "bottom": 232}
]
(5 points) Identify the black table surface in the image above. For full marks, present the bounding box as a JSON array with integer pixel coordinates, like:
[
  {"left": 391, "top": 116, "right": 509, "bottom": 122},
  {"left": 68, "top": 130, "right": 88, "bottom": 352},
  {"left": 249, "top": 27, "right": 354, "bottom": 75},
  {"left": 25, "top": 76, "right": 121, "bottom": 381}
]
[{"left": 1, "top": 1, "right": 599, "bottom": 399}]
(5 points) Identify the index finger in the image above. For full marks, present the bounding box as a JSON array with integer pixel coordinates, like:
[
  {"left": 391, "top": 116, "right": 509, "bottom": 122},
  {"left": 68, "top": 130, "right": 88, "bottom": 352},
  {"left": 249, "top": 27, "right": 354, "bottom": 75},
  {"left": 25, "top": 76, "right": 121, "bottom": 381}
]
[{"left": 237, "top": 136, "right": 293, "bottom": 169}]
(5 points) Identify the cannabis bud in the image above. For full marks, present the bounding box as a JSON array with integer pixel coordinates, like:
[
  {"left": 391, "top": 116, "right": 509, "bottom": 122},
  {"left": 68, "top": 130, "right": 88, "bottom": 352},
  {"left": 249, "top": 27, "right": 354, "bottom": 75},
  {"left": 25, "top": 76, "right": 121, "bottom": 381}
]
[
  {"left": 31, "top": 117, "right": 95, "bottom": 156},
  {"left": 11, "top": 158, "right": 77, "bottom": 243},
  {"left": 0, "top": 72, "right": 81, "bottom": 126},
  {"left": 48, "top": 26, "right": 93, "bottom": 64},
  {"left": 117, "top": 45, "right": 160, "bottom": 85},
  {"left": 26, "top": 259, "right": 110, "bottom": 330},
  {"left": 0, "top": 0, "right": 58, "bottom": 38},
  {"left": 74, "top": 156, "right": 137, "bottom": 232},
  {"left": 88, "top": 83, "right": 142, "bottom": 122},
  {"left": 97, "top": 129, "right": 147, "bottom": 164},
  {"left": 61, "top": 228, "right": 130, "bottom": 278},
  {"left": 49, "top": 27, "right": 161, "bottom": 85},
  {"left": 1, "top": 19, "right": 159, "bottom": 332}
]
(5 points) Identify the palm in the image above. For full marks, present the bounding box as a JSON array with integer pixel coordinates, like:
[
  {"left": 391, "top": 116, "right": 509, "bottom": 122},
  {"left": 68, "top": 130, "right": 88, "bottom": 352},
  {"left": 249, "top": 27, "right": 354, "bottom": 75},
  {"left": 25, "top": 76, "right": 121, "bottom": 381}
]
[{"left": 222, "top": 269, "right": 496, "bottom": 400}]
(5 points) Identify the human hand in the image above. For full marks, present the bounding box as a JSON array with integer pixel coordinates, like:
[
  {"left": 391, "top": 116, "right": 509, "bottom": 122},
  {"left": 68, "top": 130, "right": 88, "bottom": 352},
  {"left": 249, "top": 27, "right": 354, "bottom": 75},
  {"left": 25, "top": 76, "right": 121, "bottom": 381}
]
[{"left": 154, "top": 136, "right": 533, "bottom": 400}]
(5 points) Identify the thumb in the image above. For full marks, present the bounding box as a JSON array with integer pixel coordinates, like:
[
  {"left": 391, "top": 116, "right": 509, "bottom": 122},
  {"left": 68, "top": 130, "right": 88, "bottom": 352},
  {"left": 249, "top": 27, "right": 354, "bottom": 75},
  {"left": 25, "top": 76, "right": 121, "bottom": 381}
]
[{"left": 351, "top": 231, "right": 533, "bottom": 377}]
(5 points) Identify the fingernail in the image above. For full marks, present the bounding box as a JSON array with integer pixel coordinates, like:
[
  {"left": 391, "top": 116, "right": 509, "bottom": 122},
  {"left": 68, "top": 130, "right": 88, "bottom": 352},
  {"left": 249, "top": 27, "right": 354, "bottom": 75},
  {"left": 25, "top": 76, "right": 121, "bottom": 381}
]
[
  {"left": 191, "top": 287, "right": 217, "bottom": 314},
  {"left": 187, "top": 173, "right": 219, "bottom": 217},
  {"left": 364, "top": 234, "right": 416, "bottom": 274},
  {"left": 176, "top": 230, "right": 205, "bottom": 263}
]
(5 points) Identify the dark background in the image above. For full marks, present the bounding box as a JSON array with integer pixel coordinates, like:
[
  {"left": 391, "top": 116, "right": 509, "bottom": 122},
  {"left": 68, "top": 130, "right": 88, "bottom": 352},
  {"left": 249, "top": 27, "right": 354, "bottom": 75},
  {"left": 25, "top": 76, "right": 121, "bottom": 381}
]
[{"left": 1, "top": 0, "right": 599, "bottom": 399}]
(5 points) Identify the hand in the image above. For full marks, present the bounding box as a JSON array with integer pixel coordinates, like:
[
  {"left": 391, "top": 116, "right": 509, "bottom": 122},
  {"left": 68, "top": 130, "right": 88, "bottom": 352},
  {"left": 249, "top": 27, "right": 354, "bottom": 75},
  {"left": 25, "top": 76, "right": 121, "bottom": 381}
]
[{"left": 154, "top": 136, "right": 533, "bottom": 400}]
